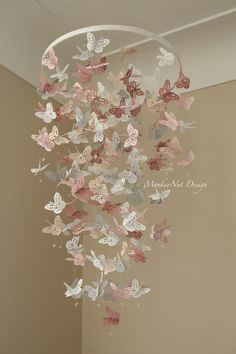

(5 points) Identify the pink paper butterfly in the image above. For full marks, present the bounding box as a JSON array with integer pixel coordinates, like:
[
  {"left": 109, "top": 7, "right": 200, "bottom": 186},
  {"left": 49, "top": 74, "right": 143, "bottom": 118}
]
[
  {"left": 176, "top": 96, "right": 195, "bottom": 110},
  {"left": 42, "top": 48, "right": 58, "bottom": 70},
  {"left": 159, "top": 111, "right": 178, "bottom": 131},
  {"left": 66, "top": 253, "right": 86, "bottom": 266},
  {"left": 159, "top": 137, "right": 182, "bottom": 158},
  {"left": 109, "top": 282, "right": 132, "bottom": 300},
  {"left": 177, "top": 150, "right": 195, "bottom": 166},
  {"left": 39, "top": 74, "right": 59, "bottom": 97},
  {"left": 31, "top": 127, "right": 55, "bottom": 151},
  {"left": 124, "top": 124, "right": 138, "bottom": 148},
  {"left": 151, "top": 220, "right": 171, "bottom": 242},
  {"left": 103, "top": 306, "right": 120, "bottom": 326},
  {"left": 129, "top": 244, "right": 146, "bottom": 263},
  {"left": 175, "top": 71, "right": 190, "bottom": 89},
  {"left": 108, "top": 97, "right": 126, "bottom": 118},
  {"left": 159, "top": 79, "right": 179, "bottom": 103}
]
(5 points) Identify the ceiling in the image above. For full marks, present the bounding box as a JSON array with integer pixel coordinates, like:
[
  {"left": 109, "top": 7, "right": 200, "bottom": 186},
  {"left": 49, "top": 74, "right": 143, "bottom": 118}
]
[{"left": 0, "top": 0, "right": 236, "bottom": 89}]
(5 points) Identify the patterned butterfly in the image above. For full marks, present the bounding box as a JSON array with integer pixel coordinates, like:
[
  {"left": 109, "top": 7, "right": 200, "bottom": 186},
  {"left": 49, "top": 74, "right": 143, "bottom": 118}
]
[
  {"left": 124, "top": 124, "right": 139, "bottom": 148},
  {"left": 175, "top": 71, "right": 190, "bottom": 89},
  {"left": 150, "top": 219, "right": 171, "bottom": 242},
  {"left": 122, "top": 211, "right": 146, "bottom": 232},
  {"left": 91, "top": 144, "right": 104, "bottom": 164},
  {"left": 44, "top": 192, "right": 66, "bottom": 214},
  {"left": 35, "top": 102, "right": 56, "bottom": 123},
  {"left": 86, "top": 32, "right": 110, "bottom": 53},
  {"left": 108, "top": 97, "right": 126, "bottom": 118},
  {"left": 42, "top": 215, "right": 65, "bottom": 236},
  {"left": 159, "top": 79, "right": 179, "bottom": 103},
  {"left": 41, "top": 48, "right": 58, "bottom": 70}
]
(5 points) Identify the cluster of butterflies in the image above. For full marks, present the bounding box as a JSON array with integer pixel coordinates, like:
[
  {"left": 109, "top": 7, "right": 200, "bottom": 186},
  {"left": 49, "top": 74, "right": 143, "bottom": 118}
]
[{"left": 31, "top": 31, "right": 195, "bottom": 326}]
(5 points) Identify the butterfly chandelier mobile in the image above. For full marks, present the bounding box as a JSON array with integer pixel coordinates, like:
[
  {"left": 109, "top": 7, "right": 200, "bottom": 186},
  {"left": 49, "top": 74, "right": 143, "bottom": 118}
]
[{"left": 31, "top": 25, "right": 196, "bottom": 327}]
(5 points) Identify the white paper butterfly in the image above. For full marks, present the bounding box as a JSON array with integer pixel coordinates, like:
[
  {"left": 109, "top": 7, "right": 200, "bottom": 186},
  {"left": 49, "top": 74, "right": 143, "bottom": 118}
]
[
  {"left": 99, "top": 231, "right": 119, "bottom": 246},
  {"left": 35, "top": 102, "right": 57, "bottom": 123},
  {"left": 86, "top": 251, "right": 115, "bottom": 275},
  {"left": 44, "top": 192, "right": 66, "bottom": 214},
  {"left": 50, "top": 64, "right": 69, "bottom": 82},
  {"left": 83, "top": 284, "right": 99, "bottom": 301},
  {"left": 118, "top": 169, "right": 137, "bottom": 184},
  {"left": 178, "top": 120, "right": 197, "bottom": 133},
  {"left": 30, "top": 157, "right": 50, "bottom": 176},
  {"left": 156, "top": 47, "right": 174, "bottom": 66},
  {"left": 124, "top": 124, "right": 139, "bottom": 148},
  {"left": 66, "top": 236, "right": 82, "bottom": 256},
  {"left": 112, "top": 253, "right": 126, "bottom": 273},
  {"left": 105, "top": 132, "right": 120, "bottom": 156},
  {"left": 68, "top": 160, "right": 91, "bottom": 178},
  {"left": 102, "top": 167, "right": 118, "bottom": 183},
  {"left": 86, "top": 250, "right": 103, "bottom": 271},
  {"left": 127, "top": 147, "right": 147, "bottom": 167},
  {"left": 64, "top": 278, "right": 83, "bottom": 298},
  {"left": 93, "top": 116, "right": 107, "bottom": 143},
  {"left": 120, "top": 201, "right": 130, "bottom": 216},
  {"left": 122, "top": 211, "right": 146, "bottom": 232},
  {"left": 130, "top": 279, "right": 150, "bottom": 298},
  {"left": 111, "top": 178, "right": 126, "bottom": 194},
  {"left": 87, "top": 32, "right": 110, "bottom": 53},
  {"left": 72, "top": 46, "right": 94, "bottom": 61},
  {"left": 67, "top": 128, "right": 88, "bottom": 145},
  {"left": 74, "top": 107, "right": 88, "bottom": 128},
  {"left": 149, "top": 189, "right": 170, "bottom": 204},
  {"left": 130, "top": 238, "right": 151, "bottom": 252}
]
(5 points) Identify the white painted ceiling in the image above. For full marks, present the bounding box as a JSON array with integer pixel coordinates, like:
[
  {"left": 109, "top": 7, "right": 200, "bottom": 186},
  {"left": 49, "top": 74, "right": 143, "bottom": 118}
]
[{"left": 0, "top": 0, "right": 236, "bottom": 90}]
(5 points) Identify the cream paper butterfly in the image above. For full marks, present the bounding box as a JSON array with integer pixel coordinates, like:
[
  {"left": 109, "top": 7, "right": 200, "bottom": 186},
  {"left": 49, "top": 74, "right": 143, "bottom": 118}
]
[
  {"left": 35, "top": 102, "right": 57, "bottom": 124},
  {"left": 124, "top": 124, "right": 138, "bottom": 148},
  {"left": 44, "top": 192, "right": 66, "bottom": 214},
  {"left": 49, "top": 126, "right": 70, "bottom": 145},
  {"left": 42, "top": 215, "right": 65, "bottom": 236},
  {"left": 69, "top": 146, "right": 92, "bottom": 164},
  {"left": 91, "top": 185, "right": 109, "bottom": 204},
  {"left": 88, "top": 175, "right": 105, "bottom": 192}
]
